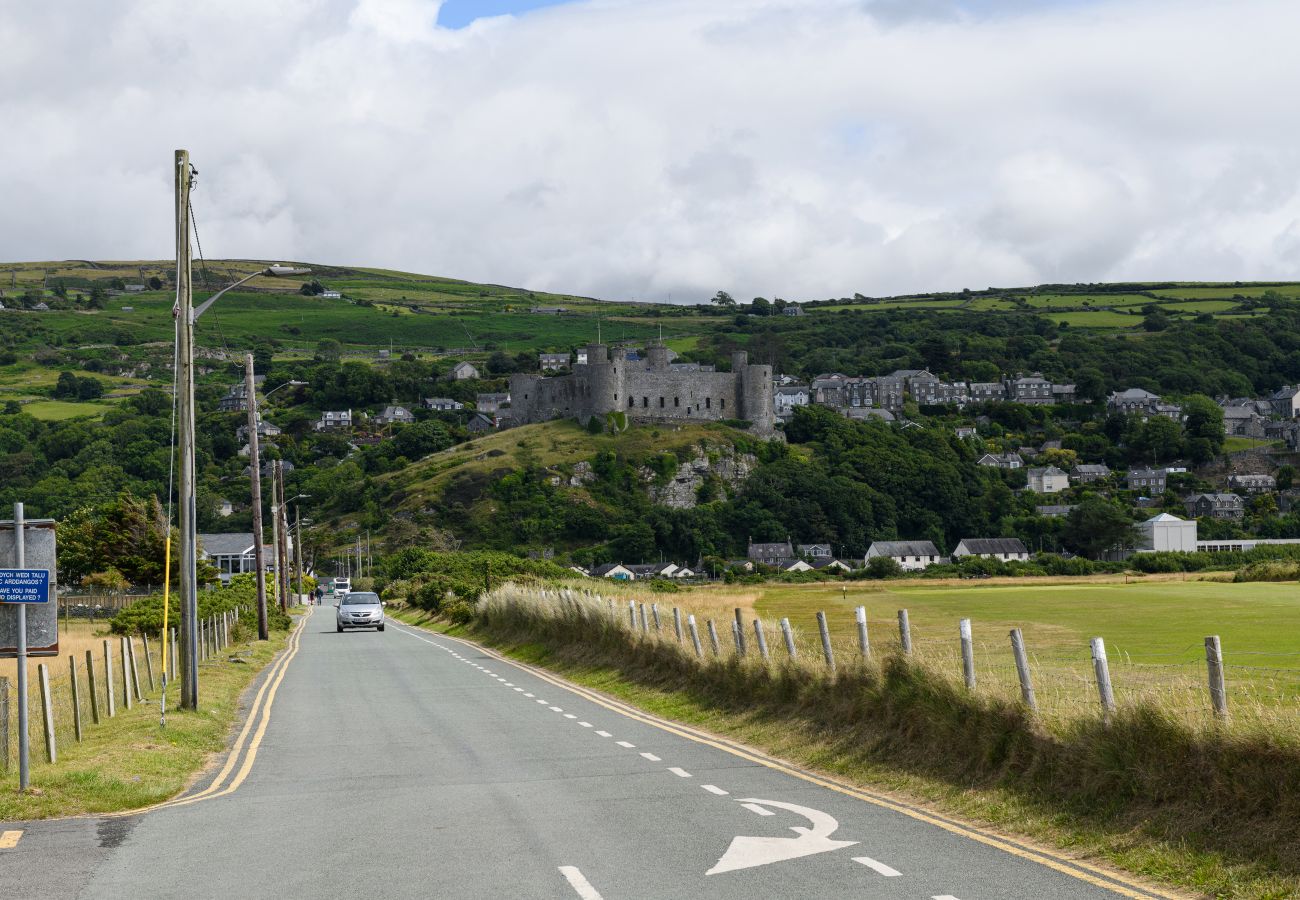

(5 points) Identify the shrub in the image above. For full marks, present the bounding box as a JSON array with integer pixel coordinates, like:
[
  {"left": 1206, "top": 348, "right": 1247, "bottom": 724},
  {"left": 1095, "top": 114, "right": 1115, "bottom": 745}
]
[
  {"left": 110, "top": 573, "right": 291, "bottom": 636},
  {"left": 443, "top": 599, "right": 476, "bottom": 625},
  {"left": 863, "top": 556, "right": 903, "bottom": 579}
]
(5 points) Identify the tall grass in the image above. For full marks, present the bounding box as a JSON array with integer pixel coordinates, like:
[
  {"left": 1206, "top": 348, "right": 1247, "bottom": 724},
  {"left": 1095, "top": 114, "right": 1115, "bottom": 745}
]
[{"left": 472, "top": 583, "right": 1300, "bottom": 892}]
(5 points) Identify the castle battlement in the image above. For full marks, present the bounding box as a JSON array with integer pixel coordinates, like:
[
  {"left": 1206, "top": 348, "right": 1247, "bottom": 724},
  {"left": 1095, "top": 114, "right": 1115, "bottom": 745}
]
[{"left": 509, "top": 344, "right": 775, "bottom": 435}]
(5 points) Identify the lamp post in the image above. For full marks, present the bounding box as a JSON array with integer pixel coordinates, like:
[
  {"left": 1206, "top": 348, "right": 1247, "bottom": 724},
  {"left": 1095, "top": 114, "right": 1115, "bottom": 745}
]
[
  {"left": 286, "top": 494, "right": 311, "bottom": 604},
  {"left": 173, "top": 147, "right": 309, "bottom": 701}
]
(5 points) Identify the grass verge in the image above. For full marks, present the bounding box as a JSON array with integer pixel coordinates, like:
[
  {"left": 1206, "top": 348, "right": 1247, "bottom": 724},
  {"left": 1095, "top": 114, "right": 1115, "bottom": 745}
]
[
  {"left": 395, "top": 593, "right": 1300, "bottom": 900},
  {"left": 0, "top": 626, "right": 292, "bottom": 820}
]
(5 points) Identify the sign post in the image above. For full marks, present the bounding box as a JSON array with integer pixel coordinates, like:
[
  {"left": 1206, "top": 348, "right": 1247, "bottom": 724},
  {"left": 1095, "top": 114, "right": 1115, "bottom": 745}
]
[{"left": 0, "top": 504, "right": 57, "bottom": 792}]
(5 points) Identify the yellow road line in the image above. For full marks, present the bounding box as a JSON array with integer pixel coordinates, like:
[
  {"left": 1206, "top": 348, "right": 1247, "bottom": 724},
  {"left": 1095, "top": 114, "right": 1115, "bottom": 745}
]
[
  {"left": 410, "top": 623, "right": 1183, "bottom": 900},
  {"left": 0, "top": 830, "right": 22, "bottom": 849}
]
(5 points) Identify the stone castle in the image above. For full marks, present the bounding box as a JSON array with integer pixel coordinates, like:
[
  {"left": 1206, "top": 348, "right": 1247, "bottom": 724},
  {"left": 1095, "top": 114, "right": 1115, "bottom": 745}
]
[{"left": 509, "top": 344, "right": 776, "bottom": 435}]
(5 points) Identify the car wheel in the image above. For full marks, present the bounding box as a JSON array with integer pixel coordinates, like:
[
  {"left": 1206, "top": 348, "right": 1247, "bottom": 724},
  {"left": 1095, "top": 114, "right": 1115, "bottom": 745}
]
[
  {"left": 337, "top": 624, "right": 343, "bottom": 633},
  {"left": 377, "top": 624, "right": 385, "bottom": 632}
]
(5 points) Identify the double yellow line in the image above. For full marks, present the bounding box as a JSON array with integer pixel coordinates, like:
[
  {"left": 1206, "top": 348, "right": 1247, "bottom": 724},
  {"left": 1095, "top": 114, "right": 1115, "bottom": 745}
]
[
  {"left": 105, "top": 608, "right": 310, "bottom": 818},
  {"left": 406, "top": 621, "right": 1185, "bottom": 900}
]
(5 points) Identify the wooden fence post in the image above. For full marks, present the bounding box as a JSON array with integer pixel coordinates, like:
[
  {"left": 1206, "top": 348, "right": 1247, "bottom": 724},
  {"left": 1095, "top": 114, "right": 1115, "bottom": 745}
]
[
  {"left": 120, "top": 637, "right": 132, "bottom": 710},
  {"left": 628, "top": 601, "right": 637, "bottom": 631},
  {"left": 85, "top": 649, "right": 100, "bottom": 725},
  {"left": 1010, "top": 628, "right": 1037, "bottom": 712},
  {"left": 780, "top": 617, "right": 797, "bottom": 659},
  {"left": 897, "top": 609, "right": 912, "bottom": 655},
  {"left": 639, "top": 603, "right": 649, "bottom": 634},
  {"left": 733, "top": 608, "right": 747, "bottom": 655},
  {"left": 706, "top": 620, "right": 721, "bottom": 656},
  {"left": 650, "top": 603, "right": 661, "bottom": 631},
  {"left": 141, "top": 634, "right": 155, "bottom": 692},
  {"left": 69, "top": 655, "right": 83, "bottom": 743},
  {"left": 1, "top": 676, "right": 9, "bottom": 773},
  {"left": 1091, "top": 637, "right": 1116, "bottom": 720},
  {"left": 672, "top": 607, "right": 683, "bottom": 643},
  {"left": 959, "top": 618, "right": 976, "bottom": 690},
  {"left": 816, "top": 611, "right": 835, "bottom": 673},
  {"left": 104, "top": 640, "right": 115, "bottom": 718},
  {"left": 1205, "top": 635, "right": 1228, "bottom": 720},
  {"left": 686, "top": 614, "right": 703, "bottom": 658},
  {"left": 128, "top": 637, "right": 142, "bottom": 701},
  {"left": 855, "top": 605, "right": 869, "bottom": 660},
  {"left": 753, "top": 619, "right": 769, "bottom": 661},
  {"left": 38, "top": 663, "right": 56, "bottom": 764}
]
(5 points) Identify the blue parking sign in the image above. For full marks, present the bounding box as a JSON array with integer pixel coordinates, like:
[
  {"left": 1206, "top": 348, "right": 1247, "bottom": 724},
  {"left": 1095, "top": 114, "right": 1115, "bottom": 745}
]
[{"left": 0, "top": 569, "right": 51, "bottom": 604}]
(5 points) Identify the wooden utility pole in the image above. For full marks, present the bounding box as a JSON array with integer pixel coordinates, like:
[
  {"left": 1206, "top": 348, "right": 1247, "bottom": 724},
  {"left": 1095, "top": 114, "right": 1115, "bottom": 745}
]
[
  {"left": 294, "top": 503, "right": 304, "bottom": 604},
  {"left": 245, "top": 354, "right": 268, "bottom": 640},
  {"left": 275, "top": 462, "right": 290, "bottom": 609},
  {"left": 271, "top": 462, "right": 283, "bottom": 611},
  {"left": 175, "top": 149, "right": 199, "bottom": 710}
]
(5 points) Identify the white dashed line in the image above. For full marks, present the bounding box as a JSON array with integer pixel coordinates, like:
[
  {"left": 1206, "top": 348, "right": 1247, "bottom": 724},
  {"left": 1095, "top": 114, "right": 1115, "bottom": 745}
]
[
  {"left": 616, "top": 741, "right": 635, "bottom": 748},
  {"left": 932, "top": 895, "right": 962, "bottom": 900},
  {"left": 853, "top": 857, "right": 902, "bottom": 877},
  {"left": 596, "top": 731, "right": 612, "bottom": 738},
  {"left": 702, "top": 785, "right": 729, "bottom": 796},
  {"left": 564, "top": 713, "right": 577, "bottom": 719},
  {"left": 668, "top": 767, "right": 692, "bottom": 778},
  {"left": 514, "top": 687, "right": 525, "bottom": 692},
  {"left": 524, "top": 693, "right": 535, "bottom": 698},
  {"left": 578, "top": 721, "right": 593, "bottom": 728},
  {"left": 550, "top": 706, "right": 564, "bottom": 712},
  {"left": 536, "top": 699, "right": 548, "bottom": 704},
  {"left": 741, "top": 802, "right": 774, "bottom": 816},
  {"left": 503, "top": 682, "right": 514, "bottom": 686},
  {"left": 639, "top": 752, "right": 661, "bottom": 761},
  {"left": 559, "top": 865, "right": 605, "bottom": 900}
]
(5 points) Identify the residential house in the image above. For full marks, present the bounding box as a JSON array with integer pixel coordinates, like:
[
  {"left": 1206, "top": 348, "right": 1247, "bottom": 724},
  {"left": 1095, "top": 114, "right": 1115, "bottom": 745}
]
[
  {"left": 217, "top": 499, "right": 233, "bottom": 518},
  {"left": 374, "top": 404, "right": 415, "bottom": 426},
  {"left": 124, "top": 283, "right": 146, "bottom": 293},
  {"left": 952, "top": 538, "right": 1030, "bottom": 561},
  {"left": 476, "top": 392, "right": 511, "bottom": 413},
  {"left": 466, "top": 413, "right": 498, "bottom": 433},
  {"left": 625, "top": 563, "right": 679, "bottom": 579},
  {"left": 969, "top": 382, "right": 1007, "bottom": 403},
  {"left": 781, "top": 304, "right": 805, "bottom": 316},
  {"left": 865, "top": 540, "right": 942, "bottom": 571},
  {"left": 539, "top": 353, "right": 570, "bottom": 371},
  {"left": 1229, "top": 474, "right": 1277, "bottom": 494},
  {"left": 217, "top": 378, "right": 264, "bottom": 413},
  {"left": 954, "top": 426, "right": 978, "bottom": 439},
  {"left": 1036, "top": 504, "right": 1076, "bottom": 518},
  {"left": 1051, "top": 383, "right": 1077, "bottom": 404},
  {"left": 1184, "top": 493, "right": 1246, "bottom": 520},
  {"left": 575, "top": 349, "right": 588, "bottom": 365},
  {"left": 1026, "top": 466, "right": 1070, "bottom": 494},
  {"left": 590, "top": 563, "right": 635, "bottom": 580},
  {"left": 810, "top": 557, "right": 853, "bottom": 573},
  {"left": 1270, "top": 386, "right": 1300, "bottom": 418},
  {"left": 747, "top": 540, "right": 795, "bottom": 565},
  {"left": 235, "top": 418, "right": 282, "bottom": 443},
  {"left": 844, "top": 407, "right": 895, "bottom": 423},
  {"left": 771, "top": 558, "right": 815, "bottom": 572},
  {"left": 1127, "top": 467, "right": 1167, "bottom": 494},
  {"left": 198, "top": 533, "right": 285, "bottom": 583},
  {"left": 451, "top": 361, "right": 480, "bottom": 381},
  {"left": 1005, "top": 374, "right": 1054, "bottom": 405},
  {"left": 797, "top": 543, "right": 834, "bottom": 559},
  {"left": 1073, "top": 463, "right": 1111, "bottom": 484},
  {"left": 530, "top": 306, "right": 568, "bottom": 315},
  {"left": 31, "top": 302, "right": 49, "bottom": 311},
  {"left": 1108, "top": 388, "right": 1162, "bottom": 416},
  {"left": 315, "top": 410, "right": 353, "bottom": 431},
  {"left": 423, "top": 397, "right": 464, "bottom": 411},
  {"left": 977, "top": 452, "right": 1024, "bottom": 470},
  {"left": 322, "top": 289, "right": 342, "bottom": 299},
  {"left": 774, "top": 385, "right": 811, "bottom": 416},
  {"left": 1222, "top": 405, "right": 1268, "bottom": 438}
]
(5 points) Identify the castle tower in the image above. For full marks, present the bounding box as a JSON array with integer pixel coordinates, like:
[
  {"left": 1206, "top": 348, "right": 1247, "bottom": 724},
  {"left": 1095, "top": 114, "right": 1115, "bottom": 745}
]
[
  {"left": 646, "top": 344, "right": 670, "bottom": 372},
  {"left": 584, "top": 343, "right": 617, "bottom": 421}
]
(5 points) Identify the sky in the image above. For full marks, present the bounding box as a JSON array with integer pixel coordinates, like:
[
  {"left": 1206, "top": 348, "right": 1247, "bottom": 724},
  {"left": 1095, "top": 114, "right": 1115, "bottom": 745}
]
[{"left": 3, "top": 0, "right": 1300, "bottom": 303}]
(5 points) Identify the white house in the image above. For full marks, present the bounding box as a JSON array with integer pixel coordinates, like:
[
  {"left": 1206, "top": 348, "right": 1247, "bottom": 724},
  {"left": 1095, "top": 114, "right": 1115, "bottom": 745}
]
[
  {"left": 322, "top": 289, "right": 342, "bottom": 299},
  {"left": 774, "top": 558, "right": 814, "bottom": 573},
  {"left": 978, "top": 453, "right": 1023, "bottom": 470},
  {"left": 316, "top": 410, "right": 353, "bottom": 431},
  {"left": 451, "top": 361, "right": 481, "bottom": 381},
  {"left": 1137, "top": 513, "right": 1198, "bottom": 552},
  {"left": 374, "top": 404, "right": 415, "bottom": 426},
  {"left": 774, "top": 385, "right": 811, "bottom": 415},
  {"left": 590, "top": 563, "right": 635, "bottom": 581},
  {"left": 865, "top": 540, "right": 942, "bottom": 571},
  {"left": 810, "top": 557, "right": 853, "bottom": 573},
  {"left": 476, "top": 392, "right": 511, "bottom": 413},
  {"left": 539, "top": 353, "right": 570, "bottom": 371},
  {"left": 952, "top": 538, "right": 1030, "bottom": 561},
  {"left": 1026, "top": 466, "right": 1070, "bottom": 494},
  {"left": 423, "top": 397, "right": 464, "bottom": 411},
  {"left": 198, "top": 533, "right": 286, "bottom": 583}
]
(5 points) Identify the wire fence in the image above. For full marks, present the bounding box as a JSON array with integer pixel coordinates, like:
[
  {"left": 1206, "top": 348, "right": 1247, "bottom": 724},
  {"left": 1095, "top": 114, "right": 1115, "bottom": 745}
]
[{"left": 0, "top": 608, "right": 247, "bottom": 776}]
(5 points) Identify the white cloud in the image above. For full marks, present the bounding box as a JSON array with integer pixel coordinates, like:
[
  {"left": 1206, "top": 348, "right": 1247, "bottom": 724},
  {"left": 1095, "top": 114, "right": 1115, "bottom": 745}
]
[{"left": 4, "top": 0, "right": 1300, "bottom": 301}]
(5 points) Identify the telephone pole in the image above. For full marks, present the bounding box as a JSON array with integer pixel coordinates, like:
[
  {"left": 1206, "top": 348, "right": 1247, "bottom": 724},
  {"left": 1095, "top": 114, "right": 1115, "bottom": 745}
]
[
  {"left": 245, "top": 354, "right": 268, "bottom": 640},
  {"left": 175, "top": 150, "right": 199, "bottom": 710},
  {"left": 294, "top": 503, "right": 304, "bottom": 603},
  {"left": 275, "top": 462, "right": 290, "bottom": 608}
]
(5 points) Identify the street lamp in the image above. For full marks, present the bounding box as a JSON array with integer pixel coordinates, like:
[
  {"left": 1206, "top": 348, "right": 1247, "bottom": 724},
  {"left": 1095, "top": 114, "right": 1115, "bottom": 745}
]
[
  {"left": 192, "top": 265, "right": 311, "bottom": 322},
  {"left": 286, "top": 494, "right": 310, "bottom": 603},
  {"left": 174, "top": 146, "right": 310, "bottom": 703}
]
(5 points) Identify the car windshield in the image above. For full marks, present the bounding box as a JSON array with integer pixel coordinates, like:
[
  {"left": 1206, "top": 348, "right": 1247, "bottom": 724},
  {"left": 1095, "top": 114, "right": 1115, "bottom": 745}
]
[{"left": 342, "top": 594, "right": 380, "bottom": 606}]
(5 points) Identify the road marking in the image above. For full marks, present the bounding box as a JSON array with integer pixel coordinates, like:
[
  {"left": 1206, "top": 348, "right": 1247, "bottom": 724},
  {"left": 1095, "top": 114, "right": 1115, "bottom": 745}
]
[
  {"left": 578, "top": 721, "right": 593, "bottom": 727},
  {"left": 668, "top": 767, "right": 692, "bottom": 778},
  {"left": 709, "top": 799, "right": 857, "bottom": 875},
  {"left": 741, "top": 802, "right": 774, "bottom": 816},
  {"left": 596, "top": 730, "right": 612, "bottom": 737},
  {"left": 0, "top": 830, "right": 22, "bottom": 849},
  {"left": 564, "top": 713, "right": 577, "bottom": 719},
  {"left": 616, "top": 740, "right": 635, "bottom": 748},
  {"left": 640, "top": 752, "right": 661, "bottom": 761},
  {"left": 514, "top": 687, "right": 525, "bottom": 692},
  {"left": 504, "top": 682, "right": 514, "bottom": 686},
  {"left": 391, "top": 622, "right": 1180, "bottom": 900},
  {"left": 933, "top": 896, "right": 962, "bottom": 899},
  {"left": 536, "top": 699, "right": 548, "bottom": 704},
  {"left": 702, "top": 784, "right": 729, "bottom": 795},
  {"left": 559, "top": 866, "right": 604, "bottom": 900},
  {"left": 550, "top": 706, "right": 564, "bottom": 712},
  {"left": 524, "top": 693, "right": 535, "bottom": 697},
  {"left": 853, "top": 857, "right": 902, "bottom": 877}
]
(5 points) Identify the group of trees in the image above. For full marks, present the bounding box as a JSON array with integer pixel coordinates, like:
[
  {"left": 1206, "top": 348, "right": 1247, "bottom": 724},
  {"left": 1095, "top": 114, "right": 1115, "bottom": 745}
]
[{"left": 52, "top": 370, "right": 104, "bottom": 401}]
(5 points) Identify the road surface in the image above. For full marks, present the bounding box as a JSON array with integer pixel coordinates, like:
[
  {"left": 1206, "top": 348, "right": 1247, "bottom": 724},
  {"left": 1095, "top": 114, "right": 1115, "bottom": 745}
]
[{"left": 1, "top": 608, "right": 1178, "bottom": 899}]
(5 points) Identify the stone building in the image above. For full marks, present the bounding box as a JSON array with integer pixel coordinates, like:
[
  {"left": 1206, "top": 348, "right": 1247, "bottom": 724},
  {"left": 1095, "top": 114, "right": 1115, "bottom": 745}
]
[{"left": 509, "top": 344, "right": 776, "bottom": 435}]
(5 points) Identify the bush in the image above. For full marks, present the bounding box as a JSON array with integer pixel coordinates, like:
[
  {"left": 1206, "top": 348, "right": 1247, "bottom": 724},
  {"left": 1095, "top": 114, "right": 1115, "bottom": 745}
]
[
  {"left": 862, "top": 556, "right": 903, "bottom": 579},
  {"left": 110, "top": 573, "right": 292, "bottom": 636},
  {"left": 443, "top": 599, "right": 476, "bottom": 625},
  {"left": 1234, "top": 560, "right": 1300, "bottom": 583}
]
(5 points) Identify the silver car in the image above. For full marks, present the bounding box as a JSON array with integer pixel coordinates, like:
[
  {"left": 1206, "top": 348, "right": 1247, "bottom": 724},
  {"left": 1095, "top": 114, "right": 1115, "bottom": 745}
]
[{"left": 336, "top": 591, "right": 385, "bottom": 632}]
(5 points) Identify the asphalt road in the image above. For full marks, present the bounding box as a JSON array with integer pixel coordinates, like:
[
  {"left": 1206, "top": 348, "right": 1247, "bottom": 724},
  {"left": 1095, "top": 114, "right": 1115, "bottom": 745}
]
[{"left": 1, "top": 608, "right": 1177, "bottom": 899}]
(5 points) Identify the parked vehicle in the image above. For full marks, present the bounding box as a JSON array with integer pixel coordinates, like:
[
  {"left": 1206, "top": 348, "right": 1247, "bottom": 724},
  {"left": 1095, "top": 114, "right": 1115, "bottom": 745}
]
[
  {"left": 333, "top": 577, "right": 351, "bottom": 594},
  {"left": 336, "top": 591, "right": 384, "bottom": 632}
]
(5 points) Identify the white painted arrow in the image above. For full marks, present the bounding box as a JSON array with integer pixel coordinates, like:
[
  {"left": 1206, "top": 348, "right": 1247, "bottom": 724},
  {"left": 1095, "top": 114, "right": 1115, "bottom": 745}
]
[{"left": 706, "top": 798, "right": 858, "bottom": 875}]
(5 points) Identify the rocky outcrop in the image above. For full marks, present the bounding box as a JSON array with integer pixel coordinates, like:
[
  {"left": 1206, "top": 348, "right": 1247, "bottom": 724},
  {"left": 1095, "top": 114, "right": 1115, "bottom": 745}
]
[{"left": 647, "top": 447, "right": 756, "bottom": 509}]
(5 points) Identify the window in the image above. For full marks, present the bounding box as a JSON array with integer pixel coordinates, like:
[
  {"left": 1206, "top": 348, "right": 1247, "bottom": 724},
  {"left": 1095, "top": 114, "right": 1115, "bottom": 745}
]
[
  {"left": 659, "top": 397, "right": 665, "bottom": 408},
  {"left": 674, "top": 397, "right": 679, "bottom": 407},
  {"left": 643, "top": 397, "right": 649, "bottom": 408},
  {"left": 628, "top": 396, "right": 634, "bottom": 408},
  {"left": 720, "top": 398, "right": 726, "bottom": 410},
  {"left": 705, "top": 397, "right": 711, "bottom": 409}
]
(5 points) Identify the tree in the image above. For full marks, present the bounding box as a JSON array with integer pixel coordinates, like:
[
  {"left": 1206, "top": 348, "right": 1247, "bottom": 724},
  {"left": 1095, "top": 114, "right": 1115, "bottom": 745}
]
[
  {"left": 148, "top": 276, "right": 163, "bottom": 290},
  {"left": 316, "top": 338, "right": 342, "bottom": 363},
  {"left": 53, "top": 370, "right": 79, "bottom": 399},
  {"left": 76, "top": 376, "right": 103, "bottom": 400},
  {"left": 1074, "top": 367, "right": 1107, "bottom": 403},
  {"left": 864, "top": 555, "right": 902, "bottom": 578},
  {"left": 750, "top": 297, "right": 771, "bottom": 316},
  {"left": 87, "top": 286, "right": 107, "bottom": 309},
  {"left": 1182, "top": 394, "right": 1225, "bottom": 458},
  {"left": 485, "top": 351, "right": 516, "bottom": 376},
  {"left": 711, "top": 291, "right": 736, "bottom": 309},
  {"left": 1061, "top": 496, "right": 1138, "bottom": 559},
  {"left": 299, "top": 279, "right": 325, "bottom": 296}
]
